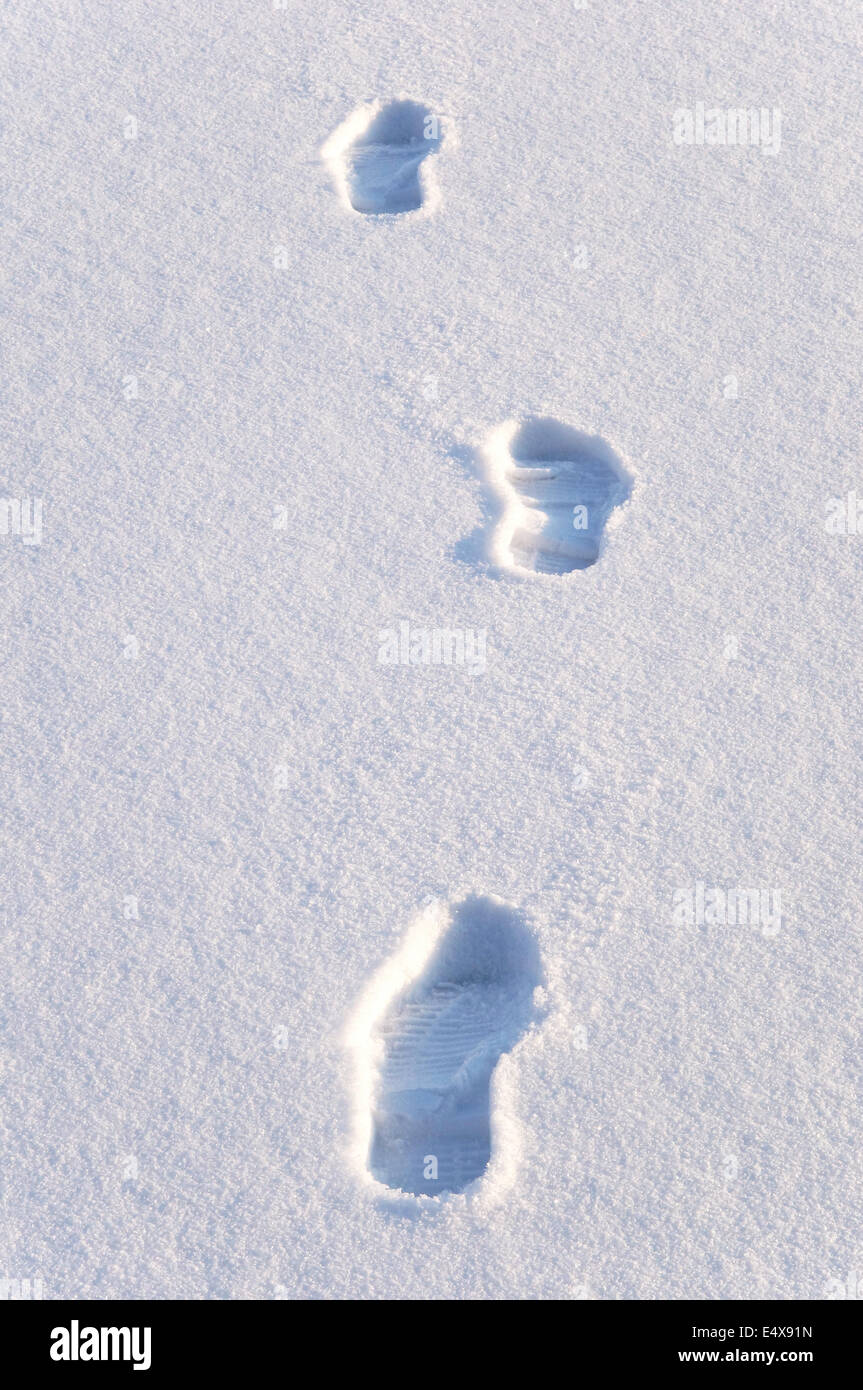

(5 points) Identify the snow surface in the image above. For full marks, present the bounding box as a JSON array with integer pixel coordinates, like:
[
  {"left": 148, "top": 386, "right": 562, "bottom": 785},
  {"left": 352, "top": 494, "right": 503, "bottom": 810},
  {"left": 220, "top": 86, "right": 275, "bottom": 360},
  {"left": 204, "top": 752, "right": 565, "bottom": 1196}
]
[{"left": 1, "top": 0, "right": 861, "bottom": 1299}]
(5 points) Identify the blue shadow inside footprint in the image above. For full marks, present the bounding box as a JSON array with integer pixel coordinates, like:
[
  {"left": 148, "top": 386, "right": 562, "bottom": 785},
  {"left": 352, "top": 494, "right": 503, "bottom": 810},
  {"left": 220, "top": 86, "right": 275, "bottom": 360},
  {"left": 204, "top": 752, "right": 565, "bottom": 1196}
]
[
  {"left": 347, "top": 100, "right": 441, "bottom": 215},
  {"left": 507, "top": 417, "right": 632, "bottom": 574},
  {"left": 369, "top": 896, "right": 542, "bottom": 1197}
]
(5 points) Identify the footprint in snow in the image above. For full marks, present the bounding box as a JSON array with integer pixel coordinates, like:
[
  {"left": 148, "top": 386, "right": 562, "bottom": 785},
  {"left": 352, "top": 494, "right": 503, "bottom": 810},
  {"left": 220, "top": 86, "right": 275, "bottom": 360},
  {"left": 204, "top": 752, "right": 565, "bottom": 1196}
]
[
  {"left": 482, "top": 416, "right": 632, "bottom": 576},
  {"left": 323, "top": 99, "right": 442, "bottom": 215},
  {"left": 366, "top": 895, "right": 543, "bottom": 1198}
]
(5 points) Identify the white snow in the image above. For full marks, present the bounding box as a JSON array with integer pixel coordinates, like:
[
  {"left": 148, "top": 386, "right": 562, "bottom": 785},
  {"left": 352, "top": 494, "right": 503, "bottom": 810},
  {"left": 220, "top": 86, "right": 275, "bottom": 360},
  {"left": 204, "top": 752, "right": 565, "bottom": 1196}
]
[{"left": 0, "top": 0, "right": 861, "bottom": 1299}]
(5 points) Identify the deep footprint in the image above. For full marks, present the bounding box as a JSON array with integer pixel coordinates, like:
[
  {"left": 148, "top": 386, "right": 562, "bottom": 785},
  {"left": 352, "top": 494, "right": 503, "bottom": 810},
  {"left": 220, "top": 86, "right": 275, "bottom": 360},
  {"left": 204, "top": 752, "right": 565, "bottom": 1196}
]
[
  {"left": 369, "top": 896, "right": 542, "bottom": 1197},
  {"left": 488, "top": 417, "right": 632, "bottom": 575},
  {"left": 327, "top": 100, "right": 441, "bottom": 215}
]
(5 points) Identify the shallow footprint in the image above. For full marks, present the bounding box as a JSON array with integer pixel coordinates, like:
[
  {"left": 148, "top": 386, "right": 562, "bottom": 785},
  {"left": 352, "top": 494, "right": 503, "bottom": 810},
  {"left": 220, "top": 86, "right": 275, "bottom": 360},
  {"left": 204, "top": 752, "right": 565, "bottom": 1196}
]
[
  {"left": 368, "top": 896, "right": 542, "bottom": 1197},
  {"left": 485, "top": 416, "right": 632, "bottom": 575},
  {"left": 324, "top": 100, "right": 441, "bottom": 215}
]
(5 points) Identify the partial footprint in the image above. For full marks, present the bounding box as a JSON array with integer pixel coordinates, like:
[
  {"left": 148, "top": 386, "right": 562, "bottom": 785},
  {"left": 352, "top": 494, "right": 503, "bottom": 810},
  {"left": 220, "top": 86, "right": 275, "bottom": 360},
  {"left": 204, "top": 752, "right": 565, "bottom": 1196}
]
[
  {"left": 361, "top": 895, "right": 543, "bottom": 1198},
  {"left": 322, "top": 99, "right": 442, "bottom": 215},
  {"left": 483, "top": 416, "right": 633, "bottom": 575}
]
